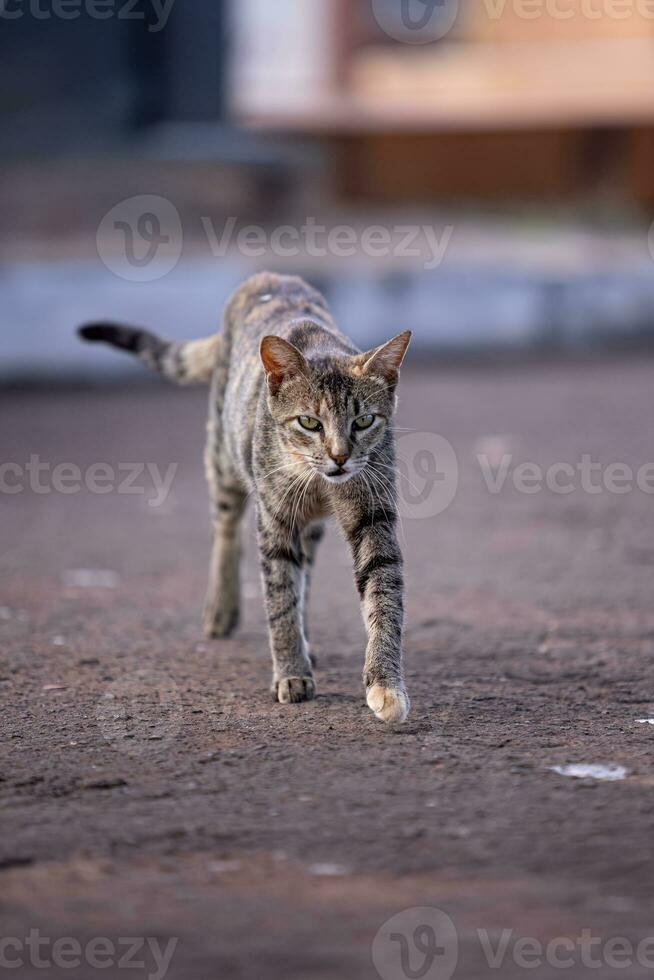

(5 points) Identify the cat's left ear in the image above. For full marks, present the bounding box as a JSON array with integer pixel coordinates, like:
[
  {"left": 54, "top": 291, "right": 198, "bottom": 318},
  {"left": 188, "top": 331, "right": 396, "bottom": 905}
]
[{"left": 354, "top": 331, "right": 412, "bottom": 382}]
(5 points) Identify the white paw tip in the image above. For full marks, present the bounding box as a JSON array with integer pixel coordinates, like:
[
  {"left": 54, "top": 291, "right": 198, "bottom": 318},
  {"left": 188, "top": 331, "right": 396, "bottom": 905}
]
[{"left": 366, "top": 684, "right": 410, "bottom": 724}]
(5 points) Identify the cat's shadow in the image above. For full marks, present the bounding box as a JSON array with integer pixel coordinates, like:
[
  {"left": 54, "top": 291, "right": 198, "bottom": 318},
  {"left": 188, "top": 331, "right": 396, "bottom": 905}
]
[
  {"left": 314, "top": 692, "right": 359, "bottom": 705},
  {"left": 313, "top": 693, "right": 433, "bottom": 735}
]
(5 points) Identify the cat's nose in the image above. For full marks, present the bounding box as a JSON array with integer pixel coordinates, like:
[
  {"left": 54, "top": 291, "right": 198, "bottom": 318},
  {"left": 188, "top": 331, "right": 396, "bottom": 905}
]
[{"left": 329, "top": 452, "right": 350, "bottom": 468}]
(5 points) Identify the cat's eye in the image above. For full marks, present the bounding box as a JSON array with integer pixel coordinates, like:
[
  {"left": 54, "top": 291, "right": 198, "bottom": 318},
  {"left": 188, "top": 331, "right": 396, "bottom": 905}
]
[
  {"left": 298, "top": 416, "right": 321, "bottom": 431},
  {"left": 353, "top": 414, "right": 375, "bottom": 431}
]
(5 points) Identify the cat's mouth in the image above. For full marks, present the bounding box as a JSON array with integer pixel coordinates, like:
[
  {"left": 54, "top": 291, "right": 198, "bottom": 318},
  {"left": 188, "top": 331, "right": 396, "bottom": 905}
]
[{"left": 321, "top": 465, "right": 357, "bottom": 485}]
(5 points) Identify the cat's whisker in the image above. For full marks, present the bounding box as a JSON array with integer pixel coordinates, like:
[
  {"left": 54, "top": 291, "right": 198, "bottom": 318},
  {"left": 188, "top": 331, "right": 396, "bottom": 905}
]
[
  {"left": 366, "top": 468, "right": 404, "bottom": 545},
  {"left": 366, "top": 455, "right": 398, "bottom": 488},
  {"left": 374, "top": 454, "right": 423, "bottom": 498},
  {"left": 365, "top": 463, "right": 407, "bottom": 546},
  {"left": 360, "top": 470, "right": 377, "bottom": 521},
  {"left": 289, "top": 468, "right": 316, "bottom": 531},
  {"left": 268, "top": 469, "right": 309, "bottom": 524},
  {"left": 295, "top": 470, "right": 317, "bottom": 529},
  {"left": 257, "top": 460, "right": 305, "bottom": 481},
  {"left": 364, "top": 466, "right": 397, "bottom": 517},
  {"left": 366, "top": 469, "right": 404, "bottom": 522},
  {"left": 288, "top": 470, "right": 309, "bottom": 529},
  {"left": 246, "top": 459, "right": 306, "bottom": 503}
]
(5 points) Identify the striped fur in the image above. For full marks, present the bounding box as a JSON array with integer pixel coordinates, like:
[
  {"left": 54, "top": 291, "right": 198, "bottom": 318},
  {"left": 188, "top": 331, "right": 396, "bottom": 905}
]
[
  {"left": 79, "top": 323, "right": 221, "bottom": 385},
  {"left": 78, "top": 273, "right": 411, "bottom": 723}
]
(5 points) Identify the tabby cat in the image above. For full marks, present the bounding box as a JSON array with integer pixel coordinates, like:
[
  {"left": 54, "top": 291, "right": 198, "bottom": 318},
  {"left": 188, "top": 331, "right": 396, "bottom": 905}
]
[{"left": 79, "top": 273, "right": 411, "bottom": 723}]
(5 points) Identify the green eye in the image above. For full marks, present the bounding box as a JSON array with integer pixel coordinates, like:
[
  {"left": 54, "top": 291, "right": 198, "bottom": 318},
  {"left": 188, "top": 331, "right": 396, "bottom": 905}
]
[
  {"left": 298, "top": 416, "right": 321, "bottom": 431},
  {"left": 353, "top": 414, "right": 375, "bottom": 431}
]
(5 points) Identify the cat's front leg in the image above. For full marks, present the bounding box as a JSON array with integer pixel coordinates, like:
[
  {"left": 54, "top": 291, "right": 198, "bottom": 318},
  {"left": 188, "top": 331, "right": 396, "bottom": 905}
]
[
  {"left": 256, "top": 508, "right": 315, "bottom": 703},
  {"left": 341, "top": 503, "right": 409, "bottom": 724}
]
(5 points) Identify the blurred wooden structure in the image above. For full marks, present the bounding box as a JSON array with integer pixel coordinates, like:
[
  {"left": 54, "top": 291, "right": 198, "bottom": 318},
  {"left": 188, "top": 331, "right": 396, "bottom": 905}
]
[{"left": 234, "top": 0, "right": 654, "bottom": 204}]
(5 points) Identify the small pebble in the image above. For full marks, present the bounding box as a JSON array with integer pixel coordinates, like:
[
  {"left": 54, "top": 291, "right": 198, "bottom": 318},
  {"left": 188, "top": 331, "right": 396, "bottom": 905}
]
[
  {"left": 307, "top": 863, "right": 349, "bottom": 877},
  {"left": 208, "top": 860, "right": 242, "bottom": 874}
]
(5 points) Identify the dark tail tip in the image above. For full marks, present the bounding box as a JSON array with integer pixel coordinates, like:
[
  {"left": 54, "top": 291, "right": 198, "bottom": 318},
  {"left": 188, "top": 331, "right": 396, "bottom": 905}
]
[
  {"left": 78, "top": 323, "right": 142, "bottom": 353},
  {"left": 79, "top": 324, "right": 110, "bottom": 342}
]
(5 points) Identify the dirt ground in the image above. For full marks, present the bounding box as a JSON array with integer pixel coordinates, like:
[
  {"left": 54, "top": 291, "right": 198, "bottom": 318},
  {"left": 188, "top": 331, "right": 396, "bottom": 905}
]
[{"left": 2, "top": 360, "right": 654, "bottom": 979}]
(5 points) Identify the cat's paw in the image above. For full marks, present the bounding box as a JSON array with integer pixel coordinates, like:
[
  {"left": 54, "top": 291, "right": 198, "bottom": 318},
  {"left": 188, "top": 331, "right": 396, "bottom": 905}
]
[
  {"left": 366, "top": 683, "right": 410, "bottom": 724},
  {"left": 275, "top": 676, "right": 316, "bottom": 704},
  {"left": 203, "top": 604, "right": 239, "bottom": 639}
]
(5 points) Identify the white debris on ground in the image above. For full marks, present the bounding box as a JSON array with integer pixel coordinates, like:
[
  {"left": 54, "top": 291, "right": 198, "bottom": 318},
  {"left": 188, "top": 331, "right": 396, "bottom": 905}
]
[
  {"left": 208, "top": 860, "right": 242, "bottom": 875},
  {"left": 550, "top": 764, "right": 628, "bottom": 782},
  {"left": 63, "top": 569, "right": 119, "bottom": 589},
  {"left": 307, "top": 864, "right": 350, "bottom": 877}
]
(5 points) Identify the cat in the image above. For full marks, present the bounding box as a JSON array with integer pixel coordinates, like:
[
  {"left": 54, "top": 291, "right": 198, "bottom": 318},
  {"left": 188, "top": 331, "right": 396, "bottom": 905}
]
[{"left": 78, "top": 272, "right": 411, "bottom": 723}]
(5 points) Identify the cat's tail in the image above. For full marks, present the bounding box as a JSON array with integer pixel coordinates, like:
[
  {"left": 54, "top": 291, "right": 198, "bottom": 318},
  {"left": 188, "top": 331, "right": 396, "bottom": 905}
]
[{"left": 77, "top": 322, "right": 222, "bottom": 385}]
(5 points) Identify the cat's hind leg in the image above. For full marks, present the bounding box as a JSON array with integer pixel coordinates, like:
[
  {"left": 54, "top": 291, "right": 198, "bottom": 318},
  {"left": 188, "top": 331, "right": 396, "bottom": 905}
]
[
  {"left": 300, "top": 521, "right": 325, "bottom": 668},
  {"left": 203, "top": 478, "right": 246, "bottom": 638},
  {"left": 203, "top": 412, "right": 246, "bottom": 638}
]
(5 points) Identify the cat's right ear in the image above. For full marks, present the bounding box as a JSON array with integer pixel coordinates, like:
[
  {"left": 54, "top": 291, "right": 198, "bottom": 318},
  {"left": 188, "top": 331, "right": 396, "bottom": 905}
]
[{"left": 260, "top": 336, "right": 309, "bottom": 395}]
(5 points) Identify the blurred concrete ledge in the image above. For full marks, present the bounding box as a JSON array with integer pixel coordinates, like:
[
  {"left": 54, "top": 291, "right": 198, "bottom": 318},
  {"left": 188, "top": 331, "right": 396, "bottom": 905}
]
[{"left": 2, "top": 217, "right": 654, "bottom": 379}]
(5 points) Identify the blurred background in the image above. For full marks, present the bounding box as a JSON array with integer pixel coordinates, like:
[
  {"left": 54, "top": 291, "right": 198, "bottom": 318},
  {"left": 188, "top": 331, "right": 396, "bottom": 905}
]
[
  {"left": 3, "top": 0, "right": 654, "bottom": 378},
  {"left": 5, "top": 9, "right": 654, "bottom": 976}
]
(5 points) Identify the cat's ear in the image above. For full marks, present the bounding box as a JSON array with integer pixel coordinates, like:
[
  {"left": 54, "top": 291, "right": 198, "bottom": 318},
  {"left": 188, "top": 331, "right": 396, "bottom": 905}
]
[
  {"left": 354, "top": 331, "right": 412, "bottom": 382},
  {"left": 260, "top": 336, "right": 309, "bottom": 395}
]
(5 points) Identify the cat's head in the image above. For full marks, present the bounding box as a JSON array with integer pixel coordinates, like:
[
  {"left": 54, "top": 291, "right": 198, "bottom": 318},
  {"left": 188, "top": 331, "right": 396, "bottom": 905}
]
[{"left": 260, "top": 328, "right": 411, "bottom": 484}]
